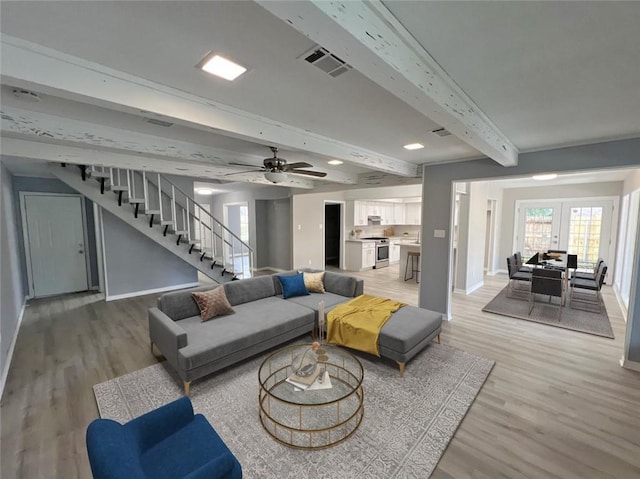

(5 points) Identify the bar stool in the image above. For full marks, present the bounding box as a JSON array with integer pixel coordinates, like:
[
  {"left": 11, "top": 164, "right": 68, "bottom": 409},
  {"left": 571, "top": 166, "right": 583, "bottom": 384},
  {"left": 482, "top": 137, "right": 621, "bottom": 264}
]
[{"left": 404, "top": 251, "right": 420, "bottom": 283}]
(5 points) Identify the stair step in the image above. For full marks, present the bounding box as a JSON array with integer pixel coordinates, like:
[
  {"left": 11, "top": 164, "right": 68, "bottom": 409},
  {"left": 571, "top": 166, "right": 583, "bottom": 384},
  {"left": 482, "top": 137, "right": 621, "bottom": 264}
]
[
  {"left": 144, "top": 210, "right": 161, "bottom": 215},
  {"left": 160, "top": 220, "right": 174, "bottom": 226},
  {"left": 127, "top": 198, "right": 145, "bottom": 204},
  {"left": 109, "top": 185, "right": 129, "bottom": 192},
  {"left": 90, "top": 171, "right": 111, "bottom": 179},
  {"left": 173, "top": 230, "right": 187, "bottom": 235}
]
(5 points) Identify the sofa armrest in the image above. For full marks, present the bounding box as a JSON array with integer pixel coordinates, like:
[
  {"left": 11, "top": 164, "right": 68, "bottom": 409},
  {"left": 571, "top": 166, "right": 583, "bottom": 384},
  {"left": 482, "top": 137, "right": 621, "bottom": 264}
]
[
  {"left": 148, "top": 307, "right": 188, "bottom": 370},
  {"left": 354, "top": 279, "right": 364, "bottom": 297}
]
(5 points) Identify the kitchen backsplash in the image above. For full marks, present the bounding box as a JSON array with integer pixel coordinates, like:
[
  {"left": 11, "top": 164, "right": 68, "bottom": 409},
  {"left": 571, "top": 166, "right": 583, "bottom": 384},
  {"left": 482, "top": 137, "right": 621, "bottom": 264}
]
[{"left": 350, "top": 225, "right": 421, "bottom": 239}]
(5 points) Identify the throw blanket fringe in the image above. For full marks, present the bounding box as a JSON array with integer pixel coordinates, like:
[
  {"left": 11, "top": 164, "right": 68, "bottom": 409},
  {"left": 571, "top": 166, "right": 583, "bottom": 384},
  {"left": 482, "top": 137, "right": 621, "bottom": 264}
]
[{"left": 327, "top": 295, "right": 405, "bottom": 356}]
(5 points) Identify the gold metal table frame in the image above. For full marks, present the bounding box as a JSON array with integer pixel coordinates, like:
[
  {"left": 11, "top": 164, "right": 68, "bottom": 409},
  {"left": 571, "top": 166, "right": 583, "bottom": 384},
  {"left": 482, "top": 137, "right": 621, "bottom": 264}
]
[{"left": 258, "top": 343, "right": 364, "bottom": 450}]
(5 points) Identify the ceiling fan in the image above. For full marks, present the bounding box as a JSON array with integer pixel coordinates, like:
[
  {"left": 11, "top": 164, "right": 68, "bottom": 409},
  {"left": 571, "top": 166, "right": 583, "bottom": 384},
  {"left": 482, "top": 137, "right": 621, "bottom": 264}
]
[{"left": 225, "top": 147, "right": 327, "bottom": 184}]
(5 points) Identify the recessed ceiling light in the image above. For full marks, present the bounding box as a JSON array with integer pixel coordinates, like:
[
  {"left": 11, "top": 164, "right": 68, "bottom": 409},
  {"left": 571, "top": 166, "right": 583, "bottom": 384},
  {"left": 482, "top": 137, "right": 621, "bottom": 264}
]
[
  {"left": 532, "top": 173, "right": 558, "bottom": 181},
  {"left": 403, "top": 143, "right": 424, "bottom": 150},
  {"left": 195, "top": 187, "right": 216, "bottom": 195},
  {"left": 198, "top": 53, "right": 246, "bottom": 81},
  {"left": 328, "top": 160, "right": 343, "bottom": 165}
]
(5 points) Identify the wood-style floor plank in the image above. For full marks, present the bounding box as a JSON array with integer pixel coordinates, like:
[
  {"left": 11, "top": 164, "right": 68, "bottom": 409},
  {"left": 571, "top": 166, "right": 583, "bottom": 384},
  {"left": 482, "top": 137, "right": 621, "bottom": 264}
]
[{"left": 1, "top": 266, "right": 639, "bottom": 478}]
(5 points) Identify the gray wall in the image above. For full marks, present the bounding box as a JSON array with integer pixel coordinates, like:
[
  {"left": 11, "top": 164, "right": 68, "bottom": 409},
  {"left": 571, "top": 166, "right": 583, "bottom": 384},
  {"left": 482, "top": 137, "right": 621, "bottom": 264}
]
[
  {"left": 420, "top": 137, "right": 640, "bottom": 365},
  {"left": 101, "top": 210, "right": 197, "bottom": 297},
  {"left": 255, "top": 198, "right": 292, "bottom": 270},
  {"left": 1, "top": 162, "right": 26, "bottom": 387},
  {"left": 11, "top": 176, "right": 100, "bottom": 292}
]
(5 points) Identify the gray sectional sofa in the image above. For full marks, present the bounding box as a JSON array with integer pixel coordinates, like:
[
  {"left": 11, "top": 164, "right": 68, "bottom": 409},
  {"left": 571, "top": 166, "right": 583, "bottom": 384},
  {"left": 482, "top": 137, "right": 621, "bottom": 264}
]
[{"left": 148, "top": 271, "right": 363, "bottom": 394}]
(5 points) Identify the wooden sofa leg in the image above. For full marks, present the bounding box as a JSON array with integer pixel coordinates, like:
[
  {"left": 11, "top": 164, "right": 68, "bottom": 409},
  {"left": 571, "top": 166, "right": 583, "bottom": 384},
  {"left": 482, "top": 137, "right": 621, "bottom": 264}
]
[
  {"left": 183, "top": 381, "right": 191, "bottom": 396},
  {"left": 397, "top": 362, "right": 406, "bottom": 377},
  {"left": 436, "top": 333, "right": 441, "bottom": 344}
]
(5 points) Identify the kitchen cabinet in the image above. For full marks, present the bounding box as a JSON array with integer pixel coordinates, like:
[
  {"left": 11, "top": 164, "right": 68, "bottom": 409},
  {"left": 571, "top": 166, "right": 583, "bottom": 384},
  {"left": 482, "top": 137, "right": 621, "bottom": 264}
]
[
  {"left": 345, "top": 240, "right": 376, "bottom": 271},
  {"left": 389, "top": 239, "right": 401, "bottom": 264},
  {"left": 405, "top": 203, "right": 422, "bottom": 224}
]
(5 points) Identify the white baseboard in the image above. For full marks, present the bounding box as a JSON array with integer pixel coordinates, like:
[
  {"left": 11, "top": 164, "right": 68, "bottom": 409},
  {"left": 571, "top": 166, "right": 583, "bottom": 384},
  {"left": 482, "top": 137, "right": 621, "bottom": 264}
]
[
  {"left": 620, "top": 357, "right": 640, "bottom": 372},
  {"left": 454, "top": 280, "right": 484, "bottom": 296},
  {"left": 106, "top": 282, "right": 200, "bottom": 302},
  {"left": 612, "top": 284, "right": 629, "bottom": 323},
  {"left": 0, "top": 297, "right": 27, "bottom": 400}
]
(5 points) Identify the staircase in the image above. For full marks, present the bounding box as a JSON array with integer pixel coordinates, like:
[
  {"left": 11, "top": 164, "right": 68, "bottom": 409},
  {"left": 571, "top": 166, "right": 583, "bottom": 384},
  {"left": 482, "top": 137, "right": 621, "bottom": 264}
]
[{"left": 53, "top": 164, "right": 254, "bottom": 283}]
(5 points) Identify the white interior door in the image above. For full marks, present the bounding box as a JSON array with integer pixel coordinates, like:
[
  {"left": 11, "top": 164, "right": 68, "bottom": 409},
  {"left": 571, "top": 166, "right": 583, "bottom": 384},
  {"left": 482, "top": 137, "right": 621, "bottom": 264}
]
[{"left": 23, "top": 194, "right": 88, "bottom": 297}]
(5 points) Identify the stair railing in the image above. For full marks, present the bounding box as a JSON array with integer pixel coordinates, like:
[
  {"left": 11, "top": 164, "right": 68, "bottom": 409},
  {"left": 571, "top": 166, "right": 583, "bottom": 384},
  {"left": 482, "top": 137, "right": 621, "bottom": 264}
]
[{"left": 105, "top": 166, "right": 253, "bottom": 279}]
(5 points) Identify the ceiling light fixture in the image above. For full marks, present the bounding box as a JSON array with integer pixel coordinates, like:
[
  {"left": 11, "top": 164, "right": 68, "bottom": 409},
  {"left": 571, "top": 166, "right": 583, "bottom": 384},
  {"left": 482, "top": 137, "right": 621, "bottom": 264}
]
[
  {"left": 403, "top": 143, "right": 424, "bottom": 150},
  {"left": 264, "top": 171, "right": 287, "bottom": 184},
  {"left": 195, "top": 187, "right": 216, "bottom": 195},
  {"left": 532, "top": 173, "right": 558, "bottom": 181},
  {"left": 328, "top": 160, "right": 343, "bottom": 165},
  {"left": 198, "top": 53, "right": 247, "bottom": 81}
]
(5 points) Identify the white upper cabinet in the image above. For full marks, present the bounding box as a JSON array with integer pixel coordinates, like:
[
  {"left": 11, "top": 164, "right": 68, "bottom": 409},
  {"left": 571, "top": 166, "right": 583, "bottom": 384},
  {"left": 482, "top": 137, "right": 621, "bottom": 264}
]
[{"left": 405, "top": 202, "right": 422, "bottom": 224}]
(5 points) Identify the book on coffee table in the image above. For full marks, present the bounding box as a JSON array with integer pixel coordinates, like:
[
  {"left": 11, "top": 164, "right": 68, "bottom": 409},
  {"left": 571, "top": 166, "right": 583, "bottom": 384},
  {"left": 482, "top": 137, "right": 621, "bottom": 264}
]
[{"left": 285, "top": 366, "right": 321, "bottom": 390}]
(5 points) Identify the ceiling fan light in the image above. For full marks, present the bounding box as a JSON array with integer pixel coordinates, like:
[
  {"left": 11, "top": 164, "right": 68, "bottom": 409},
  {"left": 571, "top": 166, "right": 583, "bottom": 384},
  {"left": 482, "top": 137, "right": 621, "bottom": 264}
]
[{"left": 264, "top": 171, "right": 287, "bottom": 184}]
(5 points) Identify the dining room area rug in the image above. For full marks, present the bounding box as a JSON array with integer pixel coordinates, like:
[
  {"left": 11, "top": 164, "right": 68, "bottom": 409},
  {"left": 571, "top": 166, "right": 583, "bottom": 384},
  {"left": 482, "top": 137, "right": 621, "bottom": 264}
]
[
  {"left": 93, "top": 341, "right": 494, "bottom": 479},
  {"left": 482, "top": 286, "right": 614, "bottom": 338}
]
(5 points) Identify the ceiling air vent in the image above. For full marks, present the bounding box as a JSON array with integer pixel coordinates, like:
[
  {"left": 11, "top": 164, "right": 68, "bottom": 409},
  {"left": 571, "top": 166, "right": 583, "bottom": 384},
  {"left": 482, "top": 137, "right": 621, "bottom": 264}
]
[
  {"left": 431, "top": 127, "right": 452, "bottom": 137},
  {"left": 301, "top": 46, "right": 352, "bottom": 78},
  {"left": 146, "top": 118, "right": 174, "bottom": 127}
]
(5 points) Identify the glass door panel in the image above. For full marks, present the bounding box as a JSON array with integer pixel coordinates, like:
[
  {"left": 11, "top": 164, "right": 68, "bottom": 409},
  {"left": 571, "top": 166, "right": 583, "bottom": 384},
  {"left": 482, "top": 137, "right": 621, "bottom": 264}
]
[{"left": 517, "top": 203, "right": 561, "bottom": 260}]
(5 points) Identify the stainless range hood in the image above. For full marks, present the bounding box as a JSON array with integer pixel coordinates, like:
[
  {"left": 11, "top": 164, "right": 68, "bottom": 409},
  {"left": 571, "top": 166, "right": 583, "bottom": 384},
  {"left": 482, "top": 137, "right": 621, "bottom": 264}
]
[{"left": 367, "top": 215, "right": 382, "bottom": 225}]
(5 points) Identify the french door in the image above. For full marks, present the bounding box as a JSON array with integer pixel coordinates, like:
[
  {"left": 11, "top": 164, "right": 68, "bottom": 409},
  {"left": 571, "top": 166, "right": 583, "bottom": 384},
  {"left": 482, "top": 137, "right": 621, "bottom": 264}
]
[{"left": 516, "top": 199, "right": 616, "bottom": 272}]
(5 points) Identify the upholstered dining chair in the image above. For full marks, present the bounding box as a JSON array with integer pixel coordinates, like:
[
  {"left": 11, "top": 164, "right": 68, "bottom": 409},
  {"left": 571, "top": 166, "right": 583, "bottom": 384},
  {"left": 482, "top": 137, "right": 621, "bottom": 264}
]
[
  {"left": 572, "top": 257, "right": 604, "bottom": 281},
  {"left": 529, "top": 268, "right": 563, "bottom": 319},
  {"left": 507, "top": 255, "right": 531, "bottom": 299},
  {"left": 86, "top": 397, "right": 242, "bottom": 479},
  {"left": 514, "top": 251, "right": 532, "bottom": 273},
  {"left": 570, "top": 261, "right": 608, "bottom": 313}
]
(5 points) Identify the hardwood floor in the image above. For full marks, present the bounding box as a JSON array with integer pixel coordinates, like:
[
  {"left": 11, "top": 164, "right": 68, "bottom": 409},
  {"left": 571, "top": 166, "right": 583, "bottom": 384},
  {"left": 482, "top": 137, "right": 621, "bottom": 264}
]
[{"left": 1, "top": 267, "right": 639, "bottom": 478}]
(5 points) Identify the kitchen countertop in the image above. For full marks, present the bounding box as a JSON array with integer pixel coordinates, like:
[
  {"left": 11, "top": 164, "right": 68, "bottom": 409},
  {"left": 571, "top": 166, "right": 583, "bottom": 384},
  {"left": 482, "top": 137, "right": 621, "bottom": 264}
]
[{"left": 346, "top": 236, "right": 418, "bottom": 242}]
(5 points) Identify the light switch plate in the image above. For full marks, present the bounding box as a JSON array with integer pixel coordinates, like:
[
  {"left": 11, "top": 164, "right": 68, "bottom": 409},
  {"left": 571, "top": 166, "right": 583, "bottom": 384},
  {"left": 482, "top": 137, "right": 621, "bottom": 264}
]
[{"left": 434, "top": 229, "right": 446, "bottom": 238}]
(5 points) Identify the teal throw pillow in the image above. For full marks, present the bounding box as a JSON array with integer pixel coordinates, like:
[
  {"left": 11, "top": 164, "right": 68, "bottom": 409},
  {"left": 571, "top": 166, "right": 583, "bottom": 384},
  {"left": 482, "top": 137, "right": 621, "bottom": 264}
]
[{"left": 278, "top": 273, "right": 310, "bottom": 299}]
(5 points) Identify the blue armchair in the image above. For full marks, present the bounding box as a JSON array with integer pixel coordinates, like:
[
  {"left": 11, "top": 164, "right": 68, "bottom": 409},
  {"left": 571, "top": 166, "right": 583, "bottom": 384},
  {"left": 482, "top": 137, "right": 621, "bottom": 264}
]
[{"left": 86, "top": 397, "right": 242, "bottom": 479}]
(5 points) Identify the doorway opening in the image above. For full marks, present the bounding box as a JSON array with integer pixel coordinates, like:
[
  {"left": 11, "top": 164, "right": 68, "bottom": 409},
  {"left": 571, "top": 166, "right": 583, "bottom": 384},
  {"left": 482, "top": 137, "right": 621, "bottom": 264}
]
[
  {"left": 223, "top": 202, "right": 250, "bottom": 277},
  {"left": 324, "top": 202, "right": 343, "bottom": 268}
]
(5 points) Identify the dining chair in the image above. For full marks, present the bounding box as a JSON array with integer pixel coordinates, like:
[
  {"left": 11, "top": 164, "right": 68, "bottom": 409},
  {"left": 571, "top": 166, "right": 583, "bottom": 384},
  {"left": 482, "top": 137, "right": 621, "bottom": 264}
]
[
  {"left": 514, "top": 251, "right": 532, "bottom": 273},
  {"left": 570, "top": 261, "right": 607, "bottom": 313},
  {"left": 529, "top": 268, "right": 563, "bottom": 319},
  {"left": 572, "top": 257, "right": 604, "bottom": 281},
  {"left": 507, "top": 255, "right": 531, "bottom": 299}
]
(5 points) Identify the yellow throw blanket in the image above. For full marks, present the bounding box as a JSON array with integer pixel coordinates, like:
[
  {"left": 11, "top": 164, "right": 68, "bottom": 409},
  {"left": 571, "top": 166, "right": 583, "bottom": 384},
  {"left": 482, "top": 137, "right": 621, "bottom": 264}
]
[{"left": 327, "top": 295, "right": 405, "bottom": 356}]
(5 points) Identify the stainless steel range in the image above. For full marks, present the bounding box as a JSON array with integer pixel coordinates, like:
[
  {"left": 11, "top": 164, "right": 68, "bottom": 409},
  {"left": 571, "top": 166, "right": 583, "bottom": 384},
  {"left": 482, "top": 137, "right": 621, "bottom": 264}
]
[{"left": 361, "top": 237, "right": 389, "bottom": 269}]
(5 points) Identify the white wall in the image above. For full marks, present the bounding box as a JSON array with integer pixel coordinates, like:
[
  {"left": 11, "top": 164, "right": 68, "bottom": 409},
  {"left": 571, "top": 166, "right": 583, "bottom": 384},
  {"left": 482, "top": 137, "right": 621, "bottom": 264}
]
[
  {"left": 292, "top": 190, "right": 347, "bottom": 269},
  {"left": 455, "top": 182, "right": 488, "bottom": 293},
  {"left": 0, "top": 161, "right": 26, "bottom": 397}
]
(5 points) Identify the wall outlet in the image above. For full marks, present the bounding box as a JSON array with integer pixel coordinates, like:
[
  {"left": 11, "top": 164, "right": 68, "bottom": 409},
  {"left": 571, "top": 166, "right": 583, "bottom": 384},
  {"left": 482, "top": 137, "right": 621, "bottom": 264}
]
[
  {"left": 308, "top": 260, "right": 312, "bottom": 265},
  {"left": 434, "top": 229, "right": 446, "bottom": 238},
  {"left": 297, "top": 224, "right": 301, "bottom": 230}
]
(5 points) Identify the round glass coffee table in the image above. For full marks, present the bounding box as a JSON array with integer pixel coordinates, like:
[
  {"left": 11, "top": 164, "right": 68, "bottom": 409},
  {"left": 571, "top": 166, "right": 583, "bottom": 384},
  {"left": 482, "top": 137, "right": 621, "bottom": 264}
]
[{"left": 258, "top": 343, "right": 364, "bottom": 450}]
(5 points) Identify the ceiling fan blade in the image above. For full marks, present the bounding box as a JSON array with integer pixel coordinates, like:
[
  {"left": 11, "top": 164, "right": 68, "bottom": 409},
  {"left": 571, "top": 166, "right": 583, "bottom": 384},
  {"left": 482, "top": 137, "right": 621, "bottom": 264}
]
[
  {"left": 288, "top": 169, "right": 327, "bottom": 178},
  {"left": 224, "top": 169, "right": 262, "bottom": 176},
  {"left": 283, "top": 162, "right": 312, "bottom": 170},
  {"left": 229, "top": 162, "right": 263, "bottom": 168}
]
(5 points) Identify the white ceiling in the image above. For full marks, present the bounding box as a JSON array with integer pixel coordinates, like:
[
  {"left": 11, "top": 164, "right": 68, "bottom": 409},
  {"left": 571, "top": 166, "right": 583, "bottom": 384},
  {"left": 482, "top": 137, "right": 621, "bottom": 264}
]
[{"left": 1, "top": 1, "right": 639, "bottom": 189}]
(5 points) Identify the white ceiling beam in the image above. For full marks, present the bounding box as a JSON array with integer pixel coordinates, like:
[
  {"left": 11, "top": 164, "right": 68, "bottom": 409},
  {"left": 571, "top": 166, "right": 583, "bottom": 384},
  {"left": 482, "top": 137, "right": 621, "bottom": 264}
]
[
  {"left": 0, "top": 137, "right": 317, "bottom": 189},
  {"left": 257, "top": 0, "right": 518, "bottom": 167},
  {"left": 1, "top": 34, "right": 418, "bottom": 177},
  {"left": 0, "top": 106, "right": 358, "bottom": 185}
]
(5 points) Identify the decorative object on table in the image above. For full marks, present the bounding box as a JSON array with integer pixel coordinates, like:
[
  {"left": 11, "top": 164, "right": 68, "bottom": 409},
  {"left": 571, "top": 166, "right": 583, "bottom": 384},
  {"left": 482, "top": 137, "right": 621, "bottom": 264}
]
[
  {"left": 315, "top": 301, "right": 329, "bottom": 361},
  {"left": 290, "top": 345, "right": 318, "bottom": 377},
  {"left": 355, "top": 228, "right": 363, "bottom": 238},
  {"left": 94, "top": 342, "right": 494, "bottom": 476}
]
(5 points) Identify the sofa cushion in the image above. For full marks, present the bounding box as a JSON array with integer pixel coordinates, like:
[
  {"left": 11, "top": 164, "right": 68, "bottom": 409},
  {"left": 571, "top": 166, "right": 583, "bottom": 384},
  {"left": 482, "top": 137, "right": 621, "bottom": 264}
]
[
  {"left": 192, "top": 287, "right": 235, "bottom": 322},
  {"left": 273, "top": 270, "right": 299, "bottom": 295},
  {"left": 324, "top": 271, "right": 358, "bottom": 297},
  {"left": 223, "top": 275, "right": 276, "bottom": 306},
  {"left": 177, "top": 297, "right": 314, "bottom": 371},
  {"left": 158, "top": 285, "right": 217, "bottom": 321},
  {"left": 378, "top": 306, "right": 442, "bottom": 353},
  {"left": 285, "top": 292, "right": 350, "bottom": 314},
  {"left": 278, "top": 273, "right": 310, "bottom": 299},
  {"left": 302, "top": 271, "right": 325, "bottom": 293}
]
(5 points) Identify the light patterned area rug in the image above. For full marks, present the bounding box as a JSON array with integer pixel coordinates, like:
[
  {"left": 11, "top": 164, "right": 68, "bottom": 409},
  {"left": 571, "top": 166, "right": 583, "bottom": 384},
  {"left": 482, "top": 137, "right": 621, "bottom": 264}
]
[
  {"left": 483, "top": 286, "right": 614, "bottom": 338},
  {"left": 94, "top": 341, "right": 494, "bottom": 479}
]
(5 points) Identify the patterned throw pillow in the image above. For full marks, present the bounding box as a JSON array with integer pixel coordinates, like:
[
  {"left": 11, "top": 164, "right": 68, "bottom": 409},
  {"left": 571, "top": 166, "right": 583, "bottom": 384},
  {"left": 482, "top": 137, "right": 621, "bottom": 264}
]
[
  {"left": 303, "top": 271, "right": 325, "bottom": 293},
  {"left": 192, "top": 287, "right": 235, "bottom": 322}
]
